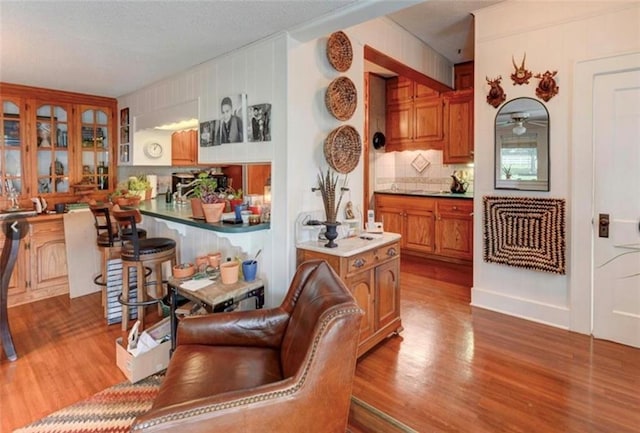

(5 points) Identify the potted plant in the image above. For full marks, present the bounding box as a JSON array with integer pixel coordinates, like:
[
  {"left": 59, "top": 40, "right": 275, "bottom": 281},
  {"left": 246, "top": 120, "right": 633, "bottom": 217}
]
[
  {"left": 315, "top": 168, "right": 348, "bottom": 248},
  {"left": 189, "top": 173, "right": 218, "bottom": 219},
  {"left": 201, "top": 191, "right": 226, "bottom": 223},
  {"left": 128, "top": 175, "right": 152, "bottom": 200},
  {"left": 225, "top": 186, "right": 244, "bottom": 212}
]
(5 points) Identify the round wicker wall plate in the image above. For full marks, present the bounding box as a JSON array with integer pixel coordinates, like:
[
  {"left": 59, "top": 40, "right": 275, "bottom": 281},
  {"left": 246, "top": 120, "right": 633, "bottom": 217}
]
[
  {"left": 325, "top": 76, "right": 357, "bottom": 121},
  {"left": 324, "top": 125, "right": 362, "bottom": 174},
  {"left": 326, "top": 31, "right": 353, "bottom": 72}
]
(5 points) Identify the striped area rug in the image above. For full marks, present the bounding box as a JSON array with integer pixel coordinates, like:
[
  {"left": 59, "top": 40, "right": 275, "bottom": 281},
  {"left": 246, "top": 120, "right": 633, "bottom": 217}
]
[{"left": 13, "top": 373, "right": 163, "bottom": 433}]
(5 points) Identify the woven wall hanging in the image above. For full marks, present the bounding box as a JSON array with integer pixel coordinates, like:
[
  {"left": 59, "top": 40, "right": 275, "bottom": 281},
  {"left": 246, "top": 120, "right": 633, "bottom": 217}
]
[{"left": 483, "top": 195, "right": 566, "bottom": 274}]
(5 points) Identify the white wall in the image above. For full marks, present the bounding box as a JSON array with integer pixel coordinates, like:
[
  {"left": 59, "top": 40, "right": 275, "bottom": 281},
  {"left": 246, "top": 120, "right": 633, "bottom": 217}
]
[
  {"left": 118, "top": 34, "right": 289, "bottom": 307},
  {"left": 472, "top": 1, "right": 640, "bottom": 330},
  {"left": 117, "top": 15, "right": 453, "bottom": 305}
]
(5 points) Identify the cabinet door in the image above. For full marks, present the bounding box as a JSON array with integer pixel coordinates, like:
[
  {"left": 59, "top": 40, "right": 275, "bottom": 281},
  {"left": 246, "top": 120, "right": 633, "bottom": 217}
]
[
  {"left": 443, "top": 90, "right": 474, "bottom": 164},
  {"left": 436, "top": 201, "right": 473, "bottom": 260},
  {"left": 0, "top": 230, "right": 29, "bottom": 299},
  {"left": 386, "top": 76, "right": 414, "bottom": 103},
  {"left": 171, "top": 129, "right": 198, "bottom": 166},
  {"left": 404, "top": 208, "right": 436, "bottom": 253},
  {"left": 345, "top": 269, "right": 375, "bottom": 342},
  {"left": 375, "top": 258, "right": 400, "bottom": 331},
  {"left": 414, "top": 98, "right": 443, "bottom": 144},
  {"left": 30, "top": 220, "right": 68, "bottom": 293},
  {"left": 385, "top": 101, "right": 413, "bottom": 148},
  {"left": 34, "top": 103, "right": 72, "bottom": 194},
  {"left": 376, "top": 206, "right": 403, "bottom": 238},
  {"left": 79, "top": 106, "right": 112, "bottom": 191},
  {"left": 1, "top": 97, "right": 26, "bottom": 201}
]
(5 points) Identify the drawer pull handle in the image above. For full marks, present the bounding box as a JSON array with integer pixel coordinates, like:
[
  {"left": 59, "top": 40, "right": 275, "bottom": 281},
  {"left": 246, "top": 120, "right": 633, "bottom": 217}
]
[
  {"left": 387, "top": 248, "right": 397, "bottom": 257},
  {"left": 353, "top": 258, "right": 366, "bottom": 268}
]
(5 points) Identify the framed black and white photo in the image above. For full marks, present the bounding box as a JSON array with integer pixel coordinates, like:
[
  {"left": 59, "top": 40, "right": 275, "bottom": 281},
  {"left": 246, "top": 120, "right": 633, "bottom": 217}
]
[
  {"left": 218, "top": 94, "right": 245, "bottom": 144},
  {"left": 200, "top": 120, "right": 222, "bottom": 147},
  {"left": 247, "top": 103, "right": 271, "bottom": 142}
]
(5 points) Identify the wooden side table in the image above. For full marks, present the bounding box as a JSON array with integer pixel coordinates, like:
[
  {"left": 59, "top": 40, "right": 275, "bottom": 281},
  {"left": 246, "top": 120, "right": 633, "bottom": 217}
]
[{"left": 167, "top": 276, "right": 265, "bottom": 352}]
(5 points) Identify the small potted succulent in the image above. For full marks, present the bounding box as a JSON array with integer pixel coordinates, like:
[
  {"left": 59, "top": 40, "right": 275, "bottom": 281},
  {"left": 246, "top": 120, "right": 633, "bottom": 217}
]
[
  {"left": 189, "top": 173, "right": 218, "bottom": 219},
  {"left": 199, "top": 179, "right": 226, "bottom": 223}
]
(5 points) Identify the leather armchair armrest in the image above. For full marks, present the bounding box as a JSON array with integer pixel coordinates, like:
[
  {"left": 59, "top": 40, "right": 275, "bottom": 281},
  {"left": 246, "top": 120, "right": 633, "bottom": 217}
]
[{"left": 177, "top": 307, "right": 290, "bottom": 348}]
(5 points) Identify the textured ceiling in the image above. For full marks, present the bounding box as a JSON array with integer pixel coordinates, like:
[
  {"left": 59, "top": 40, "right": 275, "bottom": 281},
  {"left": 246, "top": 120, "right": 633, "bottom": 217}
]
[{"left": 0, "top": 1, "right": 499, "bottom": 99}]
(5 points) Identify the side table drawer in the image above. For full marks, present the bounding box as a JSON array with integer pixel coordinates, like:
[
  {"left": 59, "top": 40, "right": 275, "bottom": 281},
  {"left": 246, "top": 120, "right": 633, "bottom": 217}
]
[{"left": 346, "top": 250, "right": 377, "bottom": 275}]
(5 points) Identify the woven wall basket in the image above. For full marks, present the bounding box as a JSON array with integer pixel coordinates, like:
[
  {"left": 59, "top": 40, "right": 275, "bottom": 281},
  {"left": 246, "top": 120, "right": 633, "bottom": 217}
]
[
  {"left": 325, "top": 76, "right": 357, "bottom": 121},
  {"left": 324, "top": 125, "right": 361, "bottom": 174},
  {"left": 326, "top": 31, "right": 353, "bottom": 72}
]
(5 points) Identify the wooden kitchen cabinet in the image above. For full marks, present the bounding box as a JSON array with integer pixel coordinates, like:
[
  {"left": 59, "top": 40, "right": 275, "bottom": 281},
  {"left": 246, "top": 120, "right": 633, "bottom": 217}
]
[
  {"left": 454, "top": 61, "right": 474, "bottom": 90},
  {"left": 443, "top": 89, "right": 474, "bottom": 164},
  {"left": 296, "top": 234, "right": 402, "bottom": 357},
  {"left": 436, "top": 199, "right": 474, "bottom": 260},
  {"left": 171, "top": 129, "right": 198, "bottom": 166},
  {"left": 375, "top": 193, "right": 435, "bottom": 254},
  {"left": 375, "top": 193, "right": 473, "bottom": 262},
  {"left": 385, "top": 76, "right": 443, "bottom": 151},
  {"left": 1, "top": 216, "right": 69, "bottom": 307},
  {"left": 0, "top": 83, "right": 116, "bottom": 206}
]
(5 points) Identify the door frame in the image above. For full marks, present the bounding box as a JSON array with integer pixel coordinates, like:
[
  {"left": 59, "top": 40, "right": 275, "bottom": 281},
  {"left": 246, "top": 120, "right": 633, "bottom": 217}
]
[{"left": 570, "top": 51, "right": 640, "bottom": 335}]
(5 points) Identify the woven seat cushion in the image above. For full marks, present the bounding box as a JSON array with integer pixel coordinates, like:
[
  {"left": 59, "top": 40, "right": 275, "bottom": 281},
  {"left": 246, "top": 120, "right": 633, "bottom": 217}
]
[
  {"left": 97, "top": 228, "right": 147, "bottom": 247},
  {"left": 121, "top": 237, "right": 176, "bottom": 260}
]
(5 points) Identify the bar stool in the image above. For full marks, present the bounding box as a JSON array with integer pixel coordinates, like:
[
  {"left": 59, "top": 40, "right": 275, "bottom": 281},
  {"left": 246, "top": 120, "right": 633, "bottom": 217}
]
[
  {"left": 112, "top": 208, "right": 177, "bottom": 331},
  {"left": 90, "top": 204, "right": 148, "bottom": 318}
]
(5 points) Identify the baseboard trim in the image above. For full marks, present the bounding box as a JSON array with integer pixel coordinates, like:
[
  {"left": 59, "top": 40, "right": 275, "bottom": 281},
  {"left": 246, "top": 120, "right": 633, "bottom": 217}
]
[{"left": 349, "top": 396, "right": 418, "bottom": 433}]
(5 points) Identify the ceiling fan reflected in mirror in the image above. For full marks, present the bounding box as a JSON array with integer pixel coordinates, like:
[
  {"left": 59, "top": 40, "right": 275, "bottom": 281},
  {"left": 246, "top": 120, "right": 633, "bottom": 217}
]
[{"left": 497, "top": 111, "right": 547, "bottom": 136}]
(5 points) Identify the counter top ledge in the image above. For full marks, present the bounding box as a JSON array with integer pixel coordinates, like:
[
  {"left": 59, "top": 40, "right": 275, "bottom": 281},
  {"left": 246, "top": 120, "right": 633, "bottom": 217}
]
[
  {"left": 297, "top": 232, "right": 401, "bottom": 257},
  {"left": 375, "top": 189, "right": 473, "bottom": 199},
  {"left": 136, "top": 199, "right": 270, "bottom": 233}
]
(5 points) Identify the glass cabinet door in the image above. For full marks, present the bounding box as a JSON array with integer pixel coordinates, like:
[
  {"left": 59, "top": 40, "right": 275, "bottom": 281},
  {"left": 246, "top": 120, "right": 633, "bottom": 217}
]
[
  {"left": 1, "top": 99, "right": 24, "bottom": 202},
  {"left": 81, "top": 107, "right": 110, "bottom": 190},
  {"left": 35, "top": 103, "right": 70, "bottom": 194}
]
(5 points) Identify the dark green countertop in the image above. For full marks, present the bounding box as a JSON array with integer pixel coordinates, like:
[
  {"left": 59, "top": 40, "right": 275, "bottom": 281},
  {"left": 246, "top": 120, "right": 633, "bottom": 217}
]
[
  {"left": 136, "top": 199, "right": 270, "bottom": 233},
  {"left": 374, "top": 189, "right": 473, "bottom": 199}
]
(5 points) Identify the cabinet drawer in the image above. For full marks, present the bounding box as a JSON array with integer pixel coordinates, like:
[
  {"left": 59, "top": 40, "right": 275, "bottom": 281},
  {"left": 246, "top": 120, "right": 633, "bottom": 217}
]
[
  {"left": 376, "top": 242, "right": 400, "bottom": 262},
  {"left": 376, "top": 194, "right": 435, "bottom": 211},
  {"left": 346, "top": 250, "right": 377, "bottom": 275},
  {"left": 438, "top": 200, "right": 472, "bottom": 215}
]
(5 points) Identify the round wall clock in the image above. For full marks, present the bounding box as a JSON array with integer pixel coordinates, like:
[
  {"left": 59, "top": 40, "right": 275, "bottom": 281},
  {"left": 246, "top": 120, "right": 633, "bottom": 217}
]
[{"left": 144, "top": 142, "right": 163, "bottom": 159}]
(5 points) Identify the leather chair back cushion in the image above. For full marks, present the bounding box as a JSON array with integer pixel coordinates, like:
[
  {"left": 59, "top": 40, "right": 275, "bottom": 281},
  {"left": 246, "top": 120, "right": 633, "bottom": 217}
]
[{"left": 279, "top": 262, "right": 357, "bottom": 378}]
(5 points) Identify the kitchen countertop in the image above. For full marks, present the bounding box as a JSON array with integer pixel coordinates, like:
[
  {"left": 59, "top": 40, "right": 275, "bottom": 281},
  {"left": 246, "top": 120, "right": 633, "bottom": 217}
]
[
  {"left": 375, "top": 189, "right": 473, "bottom": 199},
  {"left": 296, "top": 232, "right": 401, "bottom": 257},
  {"left": 136, "top": 198, "right": 270, "bottom": 233}
]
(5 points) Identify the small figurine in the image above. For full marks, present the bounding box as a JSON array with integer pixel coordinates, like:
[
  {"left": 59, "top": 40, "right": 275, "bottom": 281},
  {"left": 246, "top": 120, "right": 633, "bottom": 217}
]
[{"left": 344, "top": 201, "right": 355, "bottom": 220}]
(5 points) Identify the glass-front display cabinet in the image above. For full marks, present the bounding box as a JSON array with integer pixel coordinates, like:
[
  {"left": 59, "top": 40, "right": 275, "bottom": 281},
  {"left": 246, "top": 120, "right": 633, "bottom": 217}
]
[{"left": 0, "top": 83, "right": 117, "bottom": 206}]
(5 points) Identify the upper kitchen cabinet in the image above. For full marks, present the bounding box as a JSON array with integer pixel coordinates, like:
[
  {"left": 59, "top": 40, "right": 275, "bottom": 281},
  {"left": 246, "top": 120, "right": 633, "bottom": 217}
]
[
  {"left": 385, "top": 76, "right": 444, "bottom": 151},
  {"left": 443, "top": 89, "right": 474, "bottom": 164},
  {"left": 0, "top": 83, "right": 116, "bottom": 204},
  {"left": 454, "top": 61, "right": 474, "bottom": 90},
  {"left": 171, "top": 129, "right": 198, "bottom": 166}
]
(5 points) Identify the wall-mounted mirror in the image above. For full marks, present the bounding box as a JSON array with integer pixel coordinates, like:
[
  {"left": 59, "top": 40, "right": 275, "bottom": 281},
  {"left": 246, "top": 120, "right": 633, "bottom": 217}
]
[{"left": 495, "top": 97, "right": 549, "bottom": 191}]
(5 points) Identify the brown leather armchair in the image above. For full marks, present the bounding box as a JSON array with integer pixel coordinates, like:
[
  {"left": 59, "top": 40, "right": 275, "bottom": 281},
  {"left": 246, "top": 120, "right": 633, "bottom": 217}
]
[{"left": 132, "top": 259, "right": 363, "bottom": 433}]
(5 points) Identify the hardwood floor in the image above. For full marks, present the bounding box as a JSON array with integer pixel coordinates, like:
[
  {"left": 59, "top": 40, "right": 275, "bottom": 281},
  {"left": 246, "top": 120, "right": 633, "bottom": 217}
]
[{"left": 2, "top": 256, "right": 639, "bottom": 433}]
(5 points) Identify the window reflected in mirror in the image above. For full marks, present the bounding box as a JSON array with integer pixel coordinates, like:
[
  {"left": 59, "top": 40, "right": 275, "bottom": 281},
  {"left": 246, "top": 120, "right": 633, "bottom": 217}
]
[{"left": 495, "top": 97, "right": 549, "bottom": 191}]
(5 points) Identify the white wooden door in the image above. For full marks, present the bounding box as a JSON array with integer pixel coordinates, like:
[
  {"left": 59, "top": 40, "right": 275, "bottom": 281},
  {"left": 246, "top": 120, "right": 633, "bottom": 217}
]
[{"left": 592, "top": 69, "right": 640, "bottom": 348}]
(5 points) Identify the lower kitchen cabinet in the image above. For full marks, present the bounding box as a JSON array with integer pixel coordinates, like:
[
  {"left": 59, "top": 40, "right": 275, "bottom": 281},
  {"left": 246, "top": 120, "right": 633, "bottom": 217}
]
[
  {"left": 375, "top": 193, "right": 473, "bottom": 262},
  {"left": 296, "top": 233, "right": 402, "bottom": 357},
  {"left": 1, "top": 216, "right": 69, "bottom": 307}
]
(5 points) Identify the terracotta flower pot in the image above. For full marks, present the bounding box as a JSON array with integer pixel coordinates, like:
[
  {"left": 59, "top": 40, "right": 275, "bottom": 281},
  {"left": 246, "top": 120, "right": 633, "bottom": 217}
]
[
  {"left": 201, "top": 202, "right": 225, "bottom": 223},
  {"left": 190, "top": 197, "right": 204, "bottom": 219},
  {"left": 220, "top": 261, "right": 239, "bottom": 284}
]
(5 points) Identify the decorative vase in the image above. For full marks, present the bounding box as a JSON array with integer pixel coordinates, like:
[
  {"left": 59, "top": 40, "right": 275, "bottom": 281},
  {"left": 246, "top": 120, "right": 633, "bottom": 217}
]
[
  {"left": 190, "top": 197, "right": 204, "bottom": 219},
  {"left": 202, "top": 202, "right": 225, "bottom": 223},
  {"left": 323, "top": 222, "right": 340, "bottom": 248}
]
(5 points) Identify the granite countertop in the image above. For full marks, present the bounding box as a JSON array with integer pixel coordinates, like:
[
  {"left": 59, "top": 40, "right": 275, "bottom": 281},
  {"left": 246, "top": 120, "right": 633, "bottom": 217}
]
[
  {"left": 375, "top": 189, "right": 473, "bottom": 199},
  {"left": 136, "top": 198, "right": 270, "bottom": 234},
  {"left": 296, "top": 232, "right": 401, "bottom": 257}
]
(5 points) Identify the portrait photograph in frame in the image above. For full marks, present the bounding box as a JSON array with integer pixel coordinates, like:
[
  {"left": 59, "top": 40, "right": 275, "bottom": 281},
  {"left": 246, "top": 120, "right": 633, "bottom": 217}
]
[
  {"left": 218, "top": 94, "right": 245, "bottom": 144},
  {"left": 247, "top": 103, "right": 271, "bottom": 142}
]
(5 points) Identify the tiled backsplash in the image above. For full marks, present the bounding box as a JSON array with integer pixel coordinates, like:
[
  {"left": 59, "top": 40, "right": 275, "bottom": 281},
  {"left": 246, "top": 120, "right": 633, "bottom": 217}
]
[{"left": 373, "top": 149, "right": 474, "bottom": 193}]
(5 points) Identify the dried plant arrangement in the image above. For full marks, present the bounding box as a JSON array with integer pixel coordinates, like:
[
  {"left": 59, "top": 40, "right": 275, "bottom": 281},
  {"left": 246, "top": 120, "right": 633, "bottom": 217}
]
[{"left": 315, "top": 168, "right": 349, "bottom": 223}]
